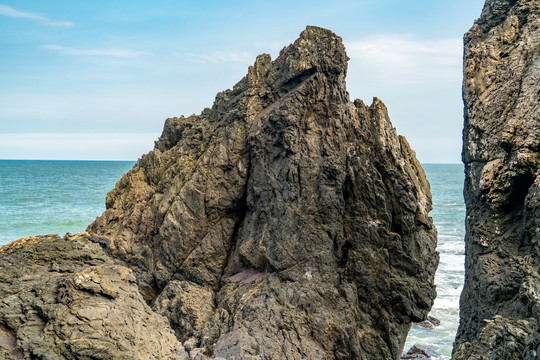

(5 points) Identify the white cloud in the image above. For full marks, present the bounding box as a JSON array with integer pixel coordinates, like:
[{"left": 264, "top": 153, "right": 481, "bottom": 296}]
[
  {"left": 0, "top": 4, "right": 73, "bottom": 27},
  {"left": 41, "top": 45, "right": 151, "bottom": 58},
  {"left": 346, "top": 35, "right": 462, "bottom": 84},
  {"left": 0, "top": 133, "right": 159, "bottom": 160},
  {"left": 177, "top": 51, "right": 253, "bottom": 63},
  {"left": 405, "top": 136, "right": 462, "bottom": 164}
]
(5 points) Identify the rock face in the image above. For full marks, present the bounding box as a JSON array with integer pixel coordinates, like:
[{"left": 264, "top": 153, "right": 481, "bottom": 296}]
[
  {"left": 453, "top": 1, "right": 540, "bottom": 359},
  {"left": 88, "top": 26, "right": 438, "bottom": 359},
  {"left": 0, "top": 27, "right": 438, "bottom": 360},
  {"left": 0, "top": 233, "right": 187, "bottom": 359}
]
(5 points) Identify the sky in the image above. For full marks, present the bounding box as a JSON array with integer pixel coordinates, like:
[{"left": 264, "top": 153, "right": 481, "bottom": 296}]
[{"left": 0, "top": 0, "right": 486, "bottom": 162}]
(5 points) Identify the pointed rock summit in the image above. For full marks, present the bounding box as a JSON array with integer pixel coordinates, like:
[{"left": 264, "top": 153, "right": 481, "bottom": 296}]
[
  {"left": 89, "top": 26, "right": 438, "bottom": 359},
  {"left": 0, "top": 26, "right": 438, "bottom": 359}
]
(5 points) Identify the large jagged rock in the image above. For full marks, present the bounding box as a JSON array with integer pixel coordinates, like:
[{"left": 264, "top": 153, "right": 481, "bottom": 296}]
[
  {"left": 453, "top": 1, "right": 540, "bottom": 359},
  {"left": 88, "top": 26, "right": 438, "bottom": 359},
  {"left": 0, "top": 233, "right": 187, "bottom": 359}
]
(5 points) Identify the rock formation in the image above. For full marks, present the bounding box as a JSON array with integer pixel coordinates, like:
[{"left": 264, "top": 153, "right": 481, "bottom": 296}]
[
  {"left": 0, "top": 26, "right": 438, "bottom": 359},
  {"left": 0, "top": 233, "right": 187, "bottom": 359},
  {"left": 88, "top": 26, "right": 438, "bottom": 359},
  {"left": 453, "top": 0, "right": 540, "bottom": 359}
]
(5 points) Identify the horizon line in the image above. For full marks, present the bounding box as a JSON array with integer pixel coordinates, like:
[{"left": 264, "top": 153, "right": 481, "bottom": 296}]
[
  {"left": 0, "top": 158, "right": 137, "bottom": 162},
  {"left": 0, "top": 158, "right": 462, "bottom": 165}
]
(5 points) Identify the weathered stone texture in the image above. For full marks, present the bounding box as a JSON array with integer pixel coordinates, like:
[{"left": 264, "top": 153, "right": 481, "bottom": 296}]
[
  {"left": 0, "top": 233, "right": 187, "bottom": 359},
  {"left": 454, "top": 0, "right": 540, "bottom": 358},
  {"left": 0, "top": 26, "right": 437, "bottom": 360},
  {"left": 88, "top": 26, "right": 438, "bottom": 359}
]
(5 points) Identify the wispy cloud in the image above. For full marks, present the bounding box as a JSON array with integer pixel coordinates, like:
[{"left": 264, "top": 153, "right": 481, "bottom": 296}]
[
  {"left": 0, "top": 4, "right": 73, "bottom": 27},
  {"left": 346, "top": 35, "right": 462, "bottom": 84},
  {"left": 177, "top": 51, "right": 253, "bottom": 64},
  {"left": 41, "top": 45, "right": 151, "bottom": 58}
]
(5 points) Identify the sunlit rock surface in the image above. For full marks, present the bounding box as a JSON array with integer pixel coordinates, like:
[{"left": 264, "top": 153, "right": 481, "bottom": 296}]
[
  {"left": 89, "top": 26, "right": 438, "bottom": 359},
  {"left": 454, "top": 0, "right": 540, "bottom": 358}
]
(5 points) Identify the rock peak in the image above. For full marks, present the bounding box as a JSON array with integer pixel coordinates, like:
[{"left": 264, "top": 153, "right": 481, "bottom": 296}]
[
  {"left": 88, "top": 27, "right": 438, "bottom": 359},
  {"left": 0, "top": 28, "right": 439, "bottom": 360},
  {"left": 298, "top": 25, "right": 345, "bottom": 49},
  {"left": 302, "top": 25, "right": 337, "bottom": 36},
  {"left": 280, "top": 25, "right": 349, "bottom": 77}
]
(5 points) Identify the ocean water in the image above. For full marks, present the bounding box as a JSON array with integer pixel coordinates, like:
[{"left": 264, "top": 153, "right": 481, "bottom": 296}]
[
  {"left": 403, "top": 164, "right": 466, "bottom": 358},
  {"left": 0, "top": 161, "right": 465, "bottom": 356},
  {"left": 0, "top": 160, "right": 134, "bottom": 245}
]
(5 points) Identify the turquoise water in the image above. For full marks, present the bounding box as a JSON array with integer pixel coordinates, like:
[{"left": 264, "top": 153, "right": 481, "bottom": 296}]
[
  {"left": 0, "top": 161, "right": 465, "bottom": 356},
  {"left": 0, "top": 160, "right": 134, "bottom": 245},
  {"left": 404, "top": 164, "right": 466, "bottom": 358}
]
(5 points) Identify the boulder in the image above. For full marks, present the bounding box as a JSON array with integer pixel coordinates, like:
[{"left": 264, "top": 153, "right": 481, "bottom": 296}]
[
  {"left": 401, "top": 344, "right": 442, "bottom": 359},
  {"left": 416, "top": 316, "right": 441, "bottom": 330},
  {"left": 0, "top": 233, "right": 187, "bottom": 359}
]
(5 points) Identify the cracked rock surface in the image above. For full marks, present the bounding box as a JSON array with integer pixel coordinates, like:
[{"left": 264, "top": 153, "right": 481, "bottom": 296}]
[
  {"left": 88, "top": 26, "right": 438, "bottom": 359},
  {"left": 0, "top": 26, "right": 438, "bottom": 360},
  {"left": 453, "top": 0, "right": 540, "bottom": 359},
  {"left": 0, "top": 233, "right": 187, "bottom": 360}
]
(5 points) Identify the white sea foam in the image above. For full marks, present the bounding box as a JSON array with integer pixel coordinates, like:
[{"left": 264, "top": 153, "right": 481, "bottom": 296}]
[
  {"left": 437, "top": 234, "right": 462, "bottom": 239},
  {"left": 437, "top": 255, "right": 465, "bottom": 272},
  {"left": 433, "top": 292, "right": 462, "bottom": 310},
  {"left": 437, "top": 242, "right": 465, "bottom": 255},
  {"left": 434, "top": 202, "right": 460, "bottom": 206}
]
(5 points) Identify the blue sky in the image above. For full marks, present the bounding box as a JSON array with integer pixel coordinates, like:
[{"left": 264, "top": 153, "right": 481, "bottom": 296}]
[{"left": 0, "top": 0, "right": 485, "bottom": 162}]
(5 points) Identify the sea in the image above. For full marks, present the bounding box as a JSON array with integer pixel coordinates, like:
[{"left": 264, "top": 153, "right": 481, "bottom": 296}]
[
  {"left": 0, "top": 160, "right": 135, "bottom": 245},
  {"left": 0, "top": 160, "right": 465, "bottom": 358},
  {"left": 403, "top": 164, "right": 466, "bottom": 359}
]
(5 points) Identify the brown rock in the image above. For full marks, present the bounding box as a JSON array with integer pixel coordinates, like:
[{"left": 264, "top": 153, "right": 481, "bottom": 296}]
[
  {"left": 454, "top": 0, "right": 540, "bottom": 359},
  {"left": 401, "top": 344, "right": 442, "bottom": 359},
  {"left": 416, "top": 316, "right": 441, "bottom": 329},
  {"left": 0, "top": 233, "right": 187, "bottom": 359},
  {"left": 89, "top": 26, "right": 439, "bottom": 359}
]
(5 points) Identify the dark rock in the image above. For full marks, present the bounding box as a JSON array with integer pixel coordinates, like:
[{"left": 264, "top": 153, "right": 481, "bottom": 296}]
[
  {"left": 88, "top": 26, "right": 439, "bottom": 359},
  {"left": 401, "top": 355, "right": 430, "bottom": 360},
  {"left": 0, "top": 233, "right": 187, "bottom": 359},
  {"left": 0, "top": 26, "right": 438, "bottom": 360},
  {"left": 416, "top": 315, "right": 441, "bottom": 329},
  {"left": 403, "top": 345, "right": 442, "bottom": 358},
  {"left": 453, "top": 0, "right": 540, "bottom": 359}
]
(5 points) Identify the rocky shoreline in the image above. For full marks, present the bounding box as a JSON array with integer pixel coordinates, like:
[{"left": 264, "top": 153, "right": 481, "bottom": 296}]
[
  {"left": 0, "top": 27, "right": 439, "bottom": 359},
  {"left": 2, "top": 0, "right": 538, "bottom": 358}
]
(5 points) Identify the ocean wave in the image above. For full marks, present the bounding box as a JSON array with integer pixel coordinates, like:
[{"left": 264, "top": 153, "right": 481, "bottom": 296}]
[
  {"left": 437, "top": 243, "right": 465, "bottom": 255},
  {"left": 433, "top": 296, "right": 461, "bottom": 310},
  {"left": 437, "top": 235, "right": 463, "bottom": 240},
  {"left": 434, "top": 202, "right": 463, "bottom": 206}
]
